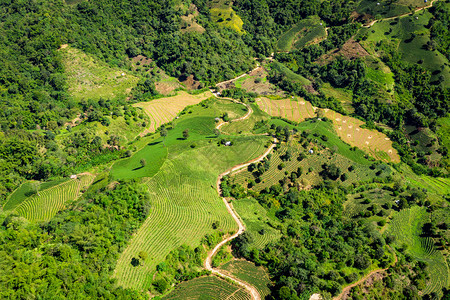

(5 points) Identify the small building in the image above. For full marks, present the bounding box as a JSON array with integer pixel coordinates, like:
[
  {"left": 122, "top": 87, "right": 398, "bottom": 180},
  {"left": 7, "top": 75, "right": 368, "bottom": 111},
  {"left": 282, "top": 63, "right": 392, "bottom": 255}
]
[
  {"left": 225, "top": 141, "right": 232, "bottom": 146},
  {"left": 377, "top": 2, "right": 380, "bottom": 5},
  {"left": 309, "top": 149, "right": 314, "bottom": 154},
  {"left": 70, "top": 175, "right": 77, "bottom": 179}
]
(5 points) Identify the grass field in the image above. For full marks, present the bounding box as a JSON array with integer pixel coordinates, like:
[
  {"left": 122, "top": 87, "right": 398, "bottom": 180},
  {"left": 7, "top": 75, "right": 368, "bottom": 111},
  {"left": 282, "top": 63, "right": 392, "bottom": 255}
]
[
  {"left": 163, "top": 276, "right": 250, "bottom": 300},
  {"left": 210, "top": 0, "right": 244, "bottom": 33},
  {"left": 256, "top": 97, "right": 400, "bottom": 162},
  {"left": 221, "top": 103, "right": 269, "bottom": 135},
  {"left": 344, "top": 187, "right": 396, "bottom": 220},
  {"left": 388, "top": 206, "right": 449, "bottom": 296},
  {"left": 133, "top": 91, "right": 213, "bottom": 133},
  {"left": 60, "top": 45, "right": 139, "bottom": 101},
  {"left": 360, "top": 11, "right": 450, "bottom": 85},
  {"left": 269, "top": 61, "right": 311, "bottom": 86},
  {"left": 357, "top": 0, "right": 432, "bottom": 18},
  {"left": 277, "top": 16, "right": 326, "bottom": 52},
  {"left": 219, "top": 260, "right": 272, "bottom": 299},
  {"left": 232, "top": 198, "right": 281, "bottom": 249},
  {"left": 320, "top": 83, "right": 354, "bottom": 114},
  {"left": 13, "top": 174, "right": 94, "bottom": 222}
]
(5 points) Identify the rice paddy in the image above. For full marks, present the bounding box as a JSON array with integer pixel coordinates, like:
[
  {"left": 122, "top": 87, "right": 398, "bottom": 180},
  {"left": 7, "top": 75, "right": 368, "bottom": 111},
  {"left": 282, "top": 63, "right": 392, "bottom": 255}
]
[
  {"left": 133, "top": 91, "right": 213, "bottom": 133},
  {"left": 13, "top": 174, "right": 95, "bottom": 222},
  {"left": 163, "top": 276, "right": 250, "bottom": 300}
]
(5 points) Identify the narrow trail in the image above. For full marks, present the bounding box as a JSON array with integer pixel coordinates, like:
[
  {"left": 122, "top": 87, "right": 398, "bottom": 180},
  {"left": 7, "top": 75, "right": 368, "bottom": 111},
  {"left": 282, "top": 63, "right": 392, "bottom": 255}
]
[
  {"left": 214, "top": 95, "right": 253, "bottom": 131},
  {"left": 333, "top": 248, "right": 398, "bottom": 300},
  {"left": 204, "top": 94, "right": 278, "bottom": 300}
]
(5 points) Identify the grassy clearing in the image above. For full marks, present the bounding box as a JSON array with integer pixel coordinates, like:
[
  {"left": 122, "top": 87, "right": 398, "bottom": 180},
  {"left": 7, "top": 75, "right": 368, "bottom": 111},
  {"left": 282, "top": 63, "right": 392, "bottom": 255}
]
[
  {"left": 357, "top": 0, "right": 431, "bottom": 18},
  {"left": 3, "top": 178, "right": 70, "bottom": 211},
  {"left": 256, "top": 96, "right": 315, "bottom": 123},
  {"left": 363, "top": 56, "right": 395, "bottom": 95},
  {"left": 269, "top": 61, "right": 311, "bottom": 86},
  {"left": 320, "top": 83, "right": 355, "bottom": 114},
  {"left": 14, "top": 175, "right": 95, "bottom": 222},
  {"left": 163, "top": 276, "right": 250, "bottom": 300},
  {"left": 277, "top": 16, "right": 326, "bottom": 51},
  {"left": 221, "top": 103, "right": 269, "bottom": 135},
  {"left": 60, "top": 45, "right": 139, "bottom": 101},
  {"left": 133, "top": 91, "right": 213, "bottom": 133},
  {"left": 344, "top": 187, "right": 396, "bottom": 219},
  {"left": 360, "top": 11, "right": 450, "bottom": 85},
  {"left": 388, "top": 206, "right": 449, "bottom": 296},
  {"left": 220, "top": 260, "right": 272, "bottom": 299},
  {"left": 230, "top": 67, "right": 284, "bottom": 96},
  {"left": 210, "top": 0, "right": 244, "bottom": 33},
  {"left": 232, "top": 198, "right": 281, "bottom": 249}
]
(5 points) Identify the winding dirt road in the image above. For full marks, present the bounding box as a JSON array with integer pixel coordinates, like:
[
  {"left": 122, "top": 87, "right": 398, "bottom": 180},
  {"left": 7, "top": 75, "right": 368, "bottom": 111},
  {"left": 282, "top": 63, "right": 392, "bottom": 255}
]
[{"left": 204, "top": 95, "right": 277, "bottom": 300}]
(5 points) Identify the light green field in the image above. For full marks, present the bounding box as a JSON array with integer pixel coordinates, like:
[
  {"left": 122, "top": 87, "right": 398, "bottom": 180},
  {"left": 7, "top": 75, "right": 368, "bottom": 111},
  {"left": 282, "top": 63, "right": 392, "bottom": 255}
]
[
  {"left": 361, "top": 11, "right": 450, "bottom": 85},
  {"left": 320, "top": 83, "right": 354, "bottom": 114},
  {"left": 13, "top": 174, "right": 94, "bottom": 222},
  {"left": 269, "top": 61, "right": 311, "bottom": 86},
  {"left": 112, "top": 105, "right": 270, "bottom": 290},
  {"left": 221, "top": 103, "right": 268, "bottom": 135},
  {"left": 388, "top": 206, "right": 449, "bottom": 296},
  {"left": 210, "top": 0, "right": 244, "bottom": 33},
  {"left": 220, "top": 260, "right": 272, "bottom": 299},
  {"left": 277, "top": 16, "right": 326, "bottom": 51},
  {"left": 357, "top": 0, "right": 432, "bottom": 18},
  {"left": 163, "top": 276, "right": 250, "bottom": 300},
  {"left": 60, "top": 45, "right": 139, "bottom": 101},
  {"left": 344, "top": 187, "right": 396, "bottom": 219},
  {"left": 232, "top": 198, "right": 281, "bottom": 249}
]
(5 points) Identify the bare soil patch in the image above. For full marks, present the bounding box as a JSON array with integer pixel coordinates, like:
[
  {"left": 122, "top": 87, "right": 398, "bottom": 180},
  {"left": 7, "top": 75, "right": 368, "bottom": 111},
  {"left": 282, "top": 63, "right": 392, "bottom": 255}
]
[
  {"left": 180, "top": 74, "right": 202, "bottom": 90},
  {"left": 317, "top": 38, "right": 370, "bottom": 65}
]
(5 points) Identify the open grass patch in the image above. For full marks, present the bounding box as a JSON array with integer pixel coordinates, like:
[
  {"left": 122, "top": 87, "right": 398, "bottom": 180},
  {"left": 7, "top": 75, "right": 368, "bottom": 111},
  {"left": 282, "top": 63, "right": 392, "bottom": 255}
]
[
  {"left": 269, "top": 61, "right": 311, "bottom": 86},
  {"left": 210, "top": 0, "right": 244, "bottom": 33},
  {"left": 60, "top": 45, "right": 139, "bottom": 101},
  {"left": 277, "top": 16, "right": 326, "bottom": 52},
  {"left": 360, "top": 11, "right": 450, "bottom": 85},
  {"left": 357, "top": 0, "right": 432, "bottom": 18},
  {"left": 232, "top": 198, "right": 281, "bottom": 249},
  {"left": 320, "top": 83, "right": 355, "bottom": 114},
  {"left": 163, "top": 276, "right": 250, "bottom": 299}
]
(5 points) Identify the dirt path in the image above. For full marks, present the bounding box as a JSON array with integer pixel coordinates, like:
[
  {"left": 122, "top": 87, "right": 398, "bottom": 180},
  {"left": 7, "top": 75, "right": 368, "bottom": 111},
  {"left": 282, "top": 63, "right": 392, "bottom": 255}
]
[
  {"left": 215, "top": 66, "right": 261, "bottom": 88},
  {"left": 363, "top": 0, "right": 438, "bottom": 28},
  {"left": 205, "top": 139, "right": 276, "bottom": 300},
  {"left": 333, "top": 248, "right": 398, "bottom": 300},
  {"left": 204, "top": 94, "right": 277, "bottom": 299}
]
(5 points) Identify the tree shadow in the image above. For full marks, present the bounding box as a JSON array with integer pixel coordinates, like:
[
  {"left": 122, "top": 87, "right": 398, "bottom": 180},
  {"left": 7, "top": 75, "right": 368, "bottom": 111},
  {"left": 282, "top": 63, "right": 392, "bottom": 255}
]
[
  {"left": 132, "top": 166, "right": 145, "bottom": 171},
  {"left": 148, "top": 141, "right": 162, "bottom": 146}
]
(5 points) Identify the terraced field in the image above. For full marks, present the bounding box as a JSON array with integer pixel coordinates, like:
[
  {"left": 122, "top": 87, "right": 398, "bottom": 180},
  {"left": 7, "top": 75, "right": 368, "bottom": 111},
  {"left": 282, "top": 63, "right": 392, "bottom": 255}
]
[
  {"left": 277, "top": 16, "right": 327, "bottom": 51},
  {"left": 14, "top": 174, "right": 95, "bottom": 222},
  {"left": 113, "top": 135, "right": 269, "bottom": 290},
  {"left": 388, "top": 206, "right": 449, "bottom": 296},
  {"left": 220, "top": 260, "right": 272, "bottom": 299},
  {"left": 256, "top": 97, "right": 315, "bottom": 122},
  {"left": 133, "top": 91, "right": 213, "bottom": 133},
  {"left": 257, "top": 97, "right": 400, "bottom": 162},
  {"left": 163, "top": 276, "right": 250, "bottom": 300}
]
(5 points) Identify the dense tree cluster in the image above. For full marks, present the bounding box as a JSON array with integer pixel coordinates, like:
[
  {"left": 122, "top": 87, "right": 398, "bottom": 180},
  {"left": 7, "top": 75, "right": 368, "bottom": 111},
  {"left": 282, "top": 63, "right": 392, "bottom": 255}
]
[{"left": 0, "top": 181, "right": 150, "bottom": 299}]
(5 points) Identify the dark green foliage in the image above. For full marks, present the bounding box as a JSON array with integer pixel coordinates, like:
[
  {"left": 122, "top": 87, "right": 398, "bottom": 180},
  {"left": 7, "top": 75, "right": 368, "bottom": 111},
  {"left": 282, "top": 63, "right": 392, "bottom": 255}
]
[{"left": 0, "top": 181, "right": 149, "bottom": 299}]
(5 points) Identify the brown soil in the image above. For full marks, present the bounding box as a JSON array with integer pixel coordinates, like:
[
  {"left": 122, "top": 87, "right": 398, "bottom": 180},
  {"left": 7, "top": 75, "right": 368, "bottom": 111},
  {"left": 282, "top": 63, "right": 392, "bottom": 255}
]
[
  {"left": 341, "top": 271, "right": 386, "bottom": 300},
  {"left": 350, "top": 11, "right": 374, "bottom": 25},
  {"left": 155, "top": 81, "right": 179, "bottom": 95},
  {"left": 180, "top": 74, "right": 202, "bottom": 90},
  {"left": 317, "top": 38, "right": 369, "bottom": 65}
]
